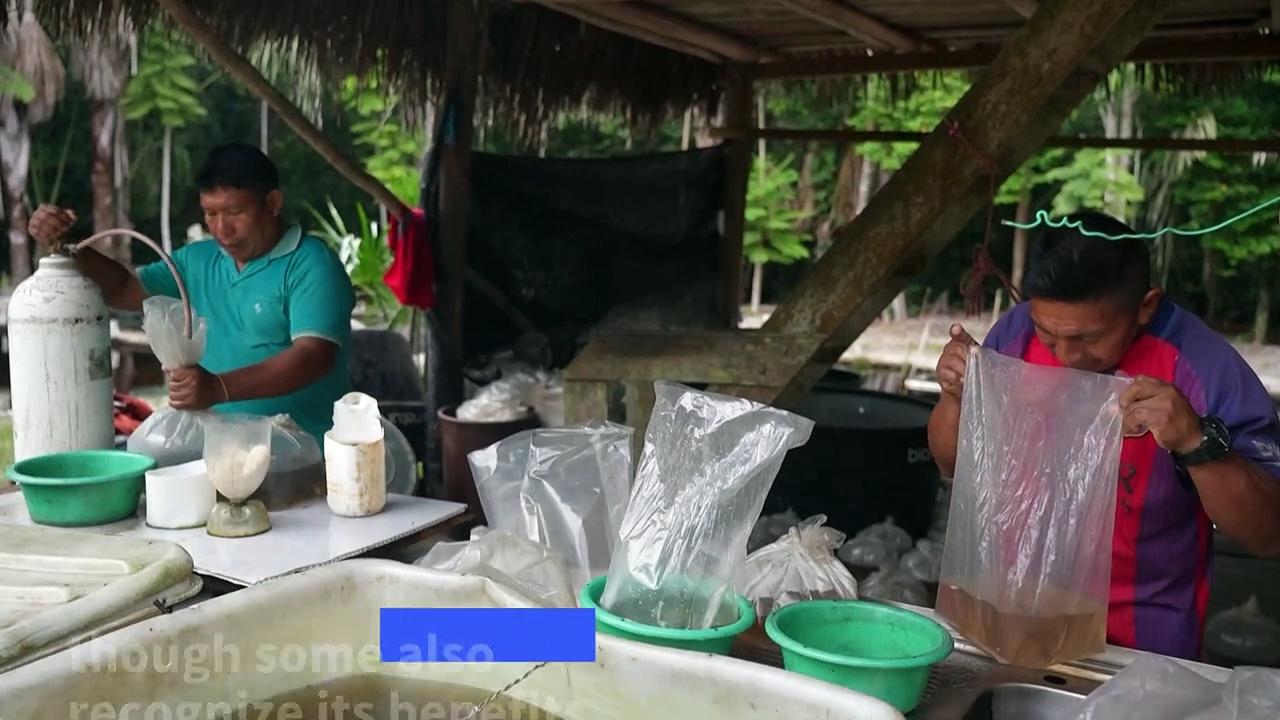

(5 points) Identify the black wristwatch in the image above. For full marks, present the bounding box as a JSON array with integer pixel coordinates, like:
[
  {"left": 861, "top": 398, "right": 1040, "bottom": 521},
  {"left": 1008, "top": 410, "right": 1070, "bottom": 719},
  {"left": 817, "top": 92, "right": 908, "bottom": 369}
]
[{"left": 1173, "top": 415, "right": 1231, "bottom": 469}]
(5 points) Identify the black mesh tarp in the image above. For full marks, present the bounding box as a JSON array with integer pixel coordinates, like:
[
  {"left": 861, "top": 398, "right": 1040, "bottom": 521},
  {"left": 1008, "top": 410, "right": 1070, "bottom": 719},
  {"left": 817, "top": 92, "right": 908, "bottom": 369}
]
[{"left": 458, "top": 147, "right": 727, "bottom": 355}]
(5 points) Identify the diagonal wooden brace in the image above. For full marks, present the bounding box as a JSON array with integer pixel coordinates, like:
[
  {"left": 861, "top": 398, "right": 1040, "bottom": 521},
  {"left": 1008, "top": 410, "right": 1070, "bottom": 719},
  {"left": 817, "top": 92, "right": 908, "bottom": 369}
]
[{"left": 712, "top": 0, "right": 1176, "bottom": 408}]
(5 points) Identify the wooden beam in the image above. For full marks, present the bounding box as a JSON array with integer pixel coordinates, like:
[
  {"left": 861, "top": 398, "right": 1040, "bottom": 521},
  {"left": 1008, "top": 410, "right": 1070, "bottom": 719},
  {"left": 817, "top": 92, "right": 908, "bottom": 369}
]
[
  {"left": 1005, "top": 0, "right": 1040, "bottom": 20},
  {"left": 154, "top": 0, "right": 409, "bottom": 220},
  {"left": 750, "top": 34, "right": 1280, "bottom": 80},
  {"left": 711, "top": 127, "right": 1280, "bottom": 153},
  {"left": 719, "top": 69, "right": 752, "bottom": 328},
  {"left": 565, "top": 331, "right": 825, "bottom": 386},
  {"left": 712, "top": 0, "right": 1177, "bottom": 407},
  {"left": 776, "top": 0, "right": 931, "bottom": 52},
  {"left": 532, "top": 1, "right": 783, "bottom": 63},
  {"left": 565, "top": 380, "right": 611, "bottom": 424},
  {"left": 535, "top": 2, "right": 724, "bottom": 63},
  {"left": 438, "top": 0, "right": 484, "bottom": 361}
]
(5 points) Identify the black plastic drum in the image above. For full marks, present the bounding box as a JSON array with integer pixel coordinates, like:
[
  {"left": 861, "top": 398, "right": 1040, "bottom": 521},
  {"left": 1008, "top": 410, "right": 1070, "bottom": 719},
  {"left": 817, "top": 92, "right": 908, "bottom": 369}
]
[{"left": 765, "top": 383, "right": 941, "bottom": 540}]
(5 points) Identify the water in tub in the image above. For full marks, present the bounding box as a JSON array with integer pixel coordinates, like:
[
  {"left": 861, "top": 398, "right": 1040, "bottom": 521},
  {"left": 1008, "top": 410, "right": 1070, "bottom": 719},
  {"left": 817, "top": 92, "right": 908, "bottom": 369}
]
[{"left": 212, "top": 674, "right": 565, "bottom": 720}]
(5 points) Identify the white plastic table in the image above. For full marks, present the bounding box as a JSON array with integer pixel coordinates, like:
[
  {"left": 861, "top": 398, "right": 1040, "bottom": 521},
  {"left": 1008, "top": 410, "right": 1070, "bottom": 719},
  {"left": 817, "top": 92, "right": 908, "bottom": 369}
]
[{"left": 0, "top": 492, "right": 466, "bottom": 586}]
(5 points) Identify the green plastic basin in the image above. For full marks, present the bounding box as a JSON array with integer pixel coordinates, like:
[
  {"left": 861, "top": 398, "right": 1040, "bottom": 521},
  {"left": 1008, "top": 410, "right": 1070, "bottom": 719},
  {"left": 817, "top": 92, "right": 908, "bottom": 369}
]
[
  {"left": 579, "top": 575, "right": 755, "bottom": 655},
  {"left": 764, "top": 599, "right": 953, "bottom": 713},
  {"left": 7, "top": 450, "right": 155, "bottom": 527}
]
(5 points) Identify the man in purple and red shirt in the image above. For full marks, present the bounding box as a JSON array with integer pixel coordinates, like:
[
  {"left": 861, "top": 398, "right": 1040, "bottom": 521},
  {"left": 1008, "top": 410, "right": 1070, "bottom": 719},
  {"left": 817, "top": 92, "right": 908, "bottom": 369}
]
[{"left": 928, "top": 211, "right": 1280, "bottom": 660}]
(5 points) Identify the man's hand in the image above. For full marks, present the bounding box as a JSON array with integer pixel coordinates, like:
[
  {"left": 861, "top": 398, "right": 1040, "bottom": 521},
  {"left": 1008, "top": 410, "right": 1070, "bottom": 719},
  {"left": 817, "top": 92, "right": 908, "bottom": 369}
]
[
  {"left": 167, "top": 366, "right": 228, "bottom": 411},
  {"left": 28, "top": 204, "right": 76, "bottom": 250},
  {"left": 1119, "top": 376, "right": 1203, "bottom": 454},
  {"left": 936, "top": 323, "right": 977, "bottom": 400}
]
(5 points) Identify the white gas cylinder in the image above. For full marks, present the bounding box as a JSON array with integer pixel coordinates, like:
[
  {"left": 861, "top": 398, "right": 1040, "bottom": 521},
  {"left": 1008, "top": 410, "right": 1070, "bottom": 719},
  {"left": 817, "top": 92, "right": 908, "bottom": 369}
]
[{"left": 6, "top": 254, "right": 114, "bottom": 461}]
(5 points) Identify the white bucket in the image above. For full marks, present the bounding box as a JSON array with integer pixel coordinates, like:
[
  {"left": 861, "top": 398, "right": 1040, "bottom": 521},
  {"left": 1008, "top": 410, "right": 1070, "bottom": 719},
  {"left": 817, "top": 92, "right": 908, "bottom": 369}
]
[{"left": 143, "top": 459, "right": 215, "bottom": 529}]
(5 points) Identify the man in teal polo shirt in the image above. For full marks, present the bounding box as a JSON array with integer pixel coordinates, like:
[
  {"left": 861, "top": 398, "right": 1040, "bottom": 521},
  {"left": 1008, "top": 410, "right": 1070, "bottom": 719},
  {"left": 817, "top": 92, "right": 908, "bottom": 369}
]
[{"left": 28, "top": 143, "right": 355, "bottom": 443}]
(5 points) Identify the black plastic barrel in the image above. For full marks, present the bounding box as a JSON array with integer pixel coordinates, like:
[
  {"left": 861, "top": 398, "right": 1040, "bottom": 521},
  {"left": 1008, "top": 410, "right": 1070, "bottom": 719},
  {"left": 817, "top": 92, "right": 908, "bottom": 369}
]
[{"left": 764, "top": 382, "right": 941, "bottom": 540}]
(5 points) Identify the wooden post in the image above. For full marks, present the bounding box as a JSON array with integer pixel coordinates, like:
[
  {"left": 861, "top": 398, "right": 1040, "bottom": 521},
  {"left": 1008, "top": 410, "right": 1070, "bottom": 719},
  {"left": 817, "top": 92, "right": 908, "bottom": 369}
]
[
  {"left": 719, "top": 68, "right": 752, "bottom": 328},
  {"left": 565, "top": 381, "right": 611, "bottom": 425},
  {"left": 711, "top": 0, "right": 1176, "bottom": 407},
  {"left": 439, "top": 0, "right": 484, "bottom": 361},
  {"left": 622, "top": 380, "right": 656, "bottom": 460}
]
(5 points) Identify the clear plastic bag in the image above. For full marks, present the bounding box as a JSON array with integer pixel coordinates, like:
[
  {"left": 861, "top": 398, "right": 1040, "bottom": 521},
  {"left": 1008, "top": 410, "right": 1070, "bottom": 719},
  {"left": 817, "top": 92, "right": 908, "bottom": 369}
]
[
  {"left": 901, "top": 538, "right": 943, "bottom": 584},
  {"left": 1069, "top": 655, "right": 1280, "bottom": 720},
  {"left": 126, "top": 297, "right": 209, "bottom": 467},
  {"left": 415, "top": 527, "right": 576, "bottom": 608},
  {"left": 838, "top": 516, "right": 914, "bottom": 569},
  {"left": 860, "top": 560, "right": 930, "bottom": 606},
  {"left": 469, "top": 422, "right": 634, "bottom": 593},
  {"left": 600, "top": 381, "right": 815, "bottom": 629},
  {"left": 937, "top": 347, "right": 1128, "bottom": 668},
  {"left": 737, "top": 514, "right": 858, "bottom": 619},
  {"left": 456, "top": 371, "right": 543, "bottom": 422},
  {"left": 1205, "top": 596, "right": 1280, "bottom": 667},
  {"left": 748, "top": 508, "right": 802, "bottom": 553},
  {"left": 251, "top": 415, "right": 325, "bottom": 511}
]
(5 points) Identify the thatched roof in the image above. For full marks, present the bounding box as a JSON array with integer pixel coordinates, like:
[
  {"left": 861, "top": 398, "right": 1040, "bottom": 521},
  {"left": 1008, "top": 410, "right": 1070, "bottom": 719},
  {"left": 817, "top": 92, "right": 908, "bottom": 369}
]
[{"left": 36, "top": 0, "right": 1280, "bottom": 127}]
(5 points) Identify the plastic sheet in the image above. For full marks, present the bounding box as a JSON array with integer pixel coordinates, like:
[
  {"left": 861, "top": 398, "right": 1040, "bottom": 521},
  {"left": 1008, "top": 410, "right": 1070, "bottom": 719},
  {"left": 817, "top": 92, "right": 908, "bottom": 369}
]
[
  {"left": 126, "top": 297, "right": 209, "bottom": 467},
  {"left": 1069, "top": 655, "right": 1280, "bottom": 720},
  {"left": 470, "top": 422, "right": 633, "bottom": 593},
  {"left": 937, "top": 347, "right": 1128, "bottom": 668},
  {"left": 415, "top": 527, "right": 576, "bottom": 608},
  {"left": 600, "top": 381, "right": 814, "bottom": 629},
  {"left": 737, "top": 514, "right": 858, "bottom": 619}
]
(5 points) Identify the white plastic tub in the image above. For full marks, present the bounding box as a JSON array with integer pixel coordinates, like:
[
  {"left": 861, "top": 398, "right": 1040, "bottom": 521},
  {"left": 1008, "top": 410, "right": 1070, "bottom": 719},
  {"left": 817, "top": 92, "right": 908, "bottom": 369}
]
[
  {"left": 0, "top": 524, "right": 201, "bottom": 673},
  {"left": 0, "top": 559, "right": 903, "bottom": 719}
]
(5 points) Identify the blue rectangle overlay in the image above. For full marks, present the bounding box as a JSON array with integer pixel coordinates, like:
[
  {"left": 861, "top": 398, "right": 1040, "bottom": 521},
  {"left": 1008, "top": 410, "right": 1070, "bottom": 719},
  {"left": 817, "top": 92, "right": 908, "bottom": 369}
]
[{"left": 381, "top": 608, "right": 597, "bottom": 663}]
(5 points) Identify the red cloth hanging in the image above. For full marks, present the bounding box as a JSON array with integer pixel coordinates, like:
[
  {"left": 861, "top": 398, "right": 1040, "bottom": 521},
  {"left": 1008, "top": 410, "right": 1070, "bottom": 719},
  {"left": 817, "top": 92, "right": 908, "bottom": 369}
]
[
  {"left": 384, "top": 206, "right": 437, "bottom": 309},
  {"left": 113, "top": 392, "right": 153, "bottom": 436}
]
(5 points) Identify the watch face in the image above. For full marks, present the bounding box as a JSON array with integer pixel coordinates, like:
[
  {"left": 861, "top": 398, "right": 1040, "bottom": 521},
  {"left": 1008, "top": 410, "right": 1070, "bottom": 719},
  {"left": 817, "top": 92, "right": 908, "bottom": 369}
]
[{"left": 1204, "top": 416, "right": 1231, "bottom": 451}]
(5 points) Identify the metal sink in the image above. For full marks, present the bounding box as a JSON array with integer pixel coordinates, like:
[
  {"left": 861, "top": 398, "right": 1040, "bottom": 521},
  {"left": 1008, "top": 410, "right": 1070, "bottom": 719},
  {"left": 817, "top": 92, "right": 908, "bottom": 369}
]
[
  {"left": 959, "top": 683, "right": 1086, "bottom": 720},
  {"left": 908, "top": 644, "right": 1103, "bottom": 719}
]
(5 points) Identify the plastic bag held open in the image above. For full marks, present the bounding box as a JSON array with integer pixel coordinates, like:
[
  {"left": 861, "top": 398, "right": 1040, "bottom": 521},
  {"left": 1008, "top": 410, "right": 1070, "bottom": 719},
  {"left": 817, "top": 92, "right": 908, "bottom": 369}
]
[
  {"left": 601, "top": 381, "right": 815, "bottom": 629},
  {"left": 936, "top": 346, "right": 1128, "bottom": 668},
  {"left": 126, "top": 296, "right": 209, "bottom": 467},
  {"left": 737, "top": 514, "right": 858, "bottom": 619},
  {"left": 469, "top": 422, "right": 634, "bottom": 594}
]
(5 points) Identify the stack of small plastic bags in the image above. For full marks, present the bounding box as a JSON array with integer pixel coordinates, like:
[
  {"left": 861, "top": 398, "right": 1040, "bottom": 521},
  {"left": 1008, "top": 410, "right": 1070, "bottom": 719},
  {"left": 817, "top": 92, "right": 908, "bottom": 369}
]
[{"left": 418, "top": 421, "right": 633, "bottom": 607}]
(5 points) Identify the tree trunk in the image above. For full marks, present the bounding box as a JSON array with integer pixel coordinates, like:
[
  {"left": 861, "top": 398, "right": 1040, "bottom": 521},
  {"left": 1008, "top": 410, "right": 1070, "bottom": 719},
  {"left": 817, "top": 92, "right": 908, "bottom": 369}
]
[
  {"left": 259, "top": 99, "right": 269, "bottom": 152},
  {"left": 796, "top": 143, "right": 817, "bottom": 229},
  {"left": 161, "top": 125, "right": 172, "bottom": 253},
  {"left": 1012, "top": 187, "right": 1032, "bottom": 290},
  {"left": 1255, "top": 272, "right": 1273, "bottom": 345},
  {"left": 855, "top": 157, "right": 877, "bottom": 215},
  {"left": 0, "top": 99, "right": 32, "bottom": 283},
  {"left": 89, "top": 100, "right": 128, "bottom": 262},
  {"left": 1202, "top": 248, "right": 1219, "bottom": 326},
  {"left": 680, "top": 108, "right": 692, "bottom": 151},
  {"left": 750, "top": 261, "right": 764, "bottom": 313}
]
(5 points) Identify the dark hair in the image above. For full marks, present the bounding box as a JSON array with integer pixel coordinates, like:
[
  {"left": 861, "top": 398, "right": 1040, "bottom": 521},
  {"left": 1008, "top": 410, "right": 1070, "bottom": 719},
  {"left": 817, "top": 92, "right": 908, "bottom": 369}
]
[
  {"left": 1021, "top": 211, "right": 1151, "bottom": 308},
  {"left": 194, "top": 142, "right": 279, "bottom": 198}
]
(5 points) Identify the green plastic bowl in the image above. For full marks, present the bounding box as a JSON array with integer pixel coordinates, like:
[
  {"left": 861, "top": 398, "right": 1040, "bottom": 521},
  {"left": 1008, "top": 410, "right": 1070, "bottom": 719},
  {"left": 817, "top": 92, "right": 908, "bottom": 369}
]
[
  {"left": 7, "top": 450, "right": 155, "bottom": 527},
  {"left": 579, "top": 575, "right": 756, "bottom": 655},
  {"left": 765, "top": 599, "right": 953, "bottom": 712}
]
